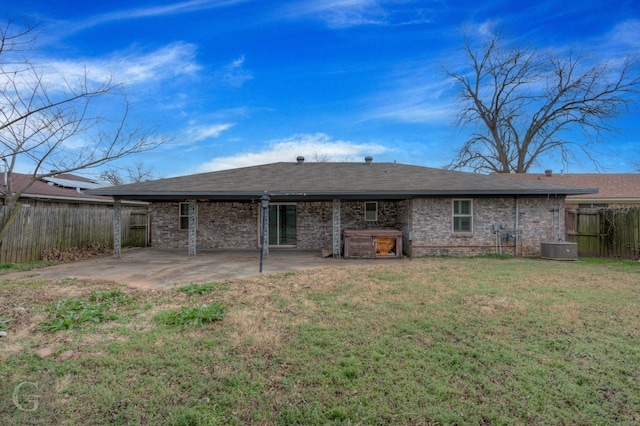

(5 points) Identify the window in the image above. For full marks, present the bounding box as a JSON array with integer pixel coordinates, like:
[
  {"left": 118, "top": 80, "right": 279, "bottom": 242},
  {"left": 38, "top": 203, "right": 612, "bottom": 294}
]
[
  {"left": 179, "top": 202, "right": 197, "bottom": 230},
  {"left": 452, "top": 199, "right": 472, "bottom": 233},
  {"left": 364, "top": 202, "right": 378, "bottom": 221}
]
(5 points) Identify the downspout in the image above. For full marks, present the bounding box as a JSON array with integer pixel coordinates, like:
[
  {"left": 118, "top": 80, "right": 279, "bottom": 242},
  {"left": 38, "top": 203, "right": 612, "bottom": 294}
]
[{"left": 515, "top": 195, "right": 519, "bottom": 257}]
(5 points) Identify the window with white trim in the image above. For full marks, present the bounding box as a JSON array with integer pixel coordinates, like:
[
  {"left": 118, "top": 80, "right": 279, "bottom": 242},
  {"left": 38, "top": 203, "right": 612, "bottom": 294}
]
[
  {"left": 179, "top": 202, "right": 197, "bottom": 230},
  {"left": 452, "top": 199, "right": 473, "bottom": 233},
  {"left": 364, "top": 202, "right": 378, "bottom": 221}
]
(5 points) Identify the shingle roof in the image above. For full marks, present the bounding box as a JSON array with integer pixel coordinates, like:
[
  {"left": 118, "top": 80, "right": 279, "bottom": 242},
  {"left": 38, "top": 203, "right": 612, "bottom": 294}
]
[
  {"left": 6, "top": 173, "right": 114, "bottom": 203},
  {"left": 89, "top": 162, "right": 597, "bottom": 201},
  {"left": 498, "top": 172, "right": 640, "bottom": 203}
]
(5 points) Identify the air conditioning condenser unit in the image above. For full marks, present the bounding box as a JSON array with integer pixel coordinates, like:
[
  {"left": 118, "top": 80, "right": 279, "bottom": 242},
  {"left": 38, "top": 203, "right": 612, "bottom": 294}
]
[{"left": 540, "top": 241, "right": 578, "bottom": 260}]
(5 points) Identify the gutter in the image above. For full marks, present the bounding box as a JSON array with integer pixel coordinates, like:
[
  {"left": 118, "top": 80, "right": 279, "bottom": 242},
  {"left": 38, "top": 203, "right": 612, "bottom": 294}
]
[
  {"left": 564, "top": 197, "right": 640, "bottom": 205},
  {"left": 90, "top": 188, "right": 599, "bottom": 201},
  {"left": 21, "top": 193, "right": 148, "bottom": 206}
]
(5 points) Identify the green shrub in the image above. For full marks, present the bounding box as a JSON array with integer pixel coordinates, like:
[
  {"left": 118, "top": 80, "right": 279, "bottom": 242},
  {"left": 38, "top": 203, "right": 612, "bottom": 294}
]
[
  {"left": 89, "top": 289, "right": 130, "bottom": 304},
  {"left": 177, "top": 282, "right": 220, "bottom": 295},
  {"left": 39, "top": 290, "right": 131, "bottom": 332},
  {"left": 0, "top": 317, "right": 14, "bottom": 331},
  {"left": 156, "top": 302, "right": 226, "bottom": 328},
  {"left": 0, "top": 260, "right": 57, "bottom": 273}
]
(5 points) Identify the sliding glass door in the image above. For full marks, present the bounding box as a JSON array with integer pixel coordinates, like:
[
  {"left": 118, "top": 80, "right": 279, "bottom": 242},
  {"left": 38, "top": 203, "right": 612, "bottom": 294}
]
[{"left": 268, "top": 204, "right": 297, "bottom": 246}]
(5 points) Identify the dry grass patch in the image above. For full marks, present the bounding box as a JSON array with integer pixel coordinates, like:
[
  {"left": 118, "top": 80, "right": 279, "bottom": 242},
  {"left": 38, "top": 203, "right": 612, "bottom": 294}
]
[{"left": 466, "top": 294, "right": 528, "bottom": 315}]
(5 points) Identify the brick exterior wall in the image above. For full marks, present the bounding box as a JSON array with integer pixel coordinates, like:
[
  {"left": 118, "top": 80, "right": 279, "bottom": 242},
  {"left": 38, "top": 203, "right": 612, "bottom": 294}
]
[
  {"left": 296, "top": 202, "right": 333, "bottom": 249},
  {"left": 296, "top": 200, "right": 404, "bottom": 250},
  {"left": 408, "top": 196, "right": 565, "bottom": 256},
  {"left": 149, "top": 196, "right": 565, "bottom": 256},
  {"left": 150, "top": 202, "right": 259, "bottom": 249},
  {"left": 151, "top": 200, "right": 405, "bottom": 251}
]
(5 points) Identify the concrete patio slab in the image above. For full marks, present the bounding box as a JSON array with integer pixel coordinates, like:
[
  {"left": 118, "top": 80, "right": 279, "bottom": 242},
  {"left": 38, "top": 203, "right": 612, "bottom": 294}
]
[{"left": 1, "top": 248, "right": 406, "bottom": 289}]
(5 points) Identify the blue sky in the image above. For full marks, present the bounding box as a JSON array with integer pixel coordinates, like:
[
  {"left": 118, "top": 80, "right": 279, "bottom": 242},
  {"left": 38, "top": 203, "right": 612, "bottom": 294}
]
[{"left": 5, "top": 0, "right": 640, "bottom": 179}]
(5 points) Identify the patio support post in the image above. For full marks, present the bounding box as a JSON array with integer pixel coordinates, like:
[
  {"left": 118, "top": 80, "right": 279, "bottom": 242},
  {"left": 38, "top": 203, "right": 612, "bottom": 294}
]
[
  {"left": 260, "top": 193, "right": 270, "bottom": 273},
  {"left": 188, "top": 199, "right": 197, "bottom": 257},
  {"left": 113, "top": 199, "right": 122, "bottom": 258},
  {"left": 332, "top": 198, "right": 341, "bottom": 258}
]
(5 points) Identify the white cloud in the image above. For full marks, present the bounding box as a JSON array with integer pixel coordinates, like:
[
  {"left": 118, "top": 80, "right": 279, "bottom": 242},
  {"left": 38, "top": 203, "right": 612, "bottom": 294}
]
[
  {"left": 191, "top": 133, "right": 388, "bottom": 172},
  {"left": 26, "top": 42, "right": 200, "bottom": 93},
  {"left": 71, "top": 0, "right": 252, "bottom": 33},
  {"left": 117, "top": 43, "right": 202, "bottom": 83},
  {"left": 477, "top": 20, "right": 499, "bottom": 37},
  {"left": 363, "top": 61, "right": 458, "bottom": 124},
  {"left": 215, "top": 55, "right": 253, "bottom": 88},
  {"left": 187, "top": 123, "right": 236, "bottom": 141},
  {"left": 283, "top": 0, "right": 381, "bottom": 26},
  {"left": 164, "top": 122, "right": 235, "bottom": 148},
  {"left": 369, "top": 101, "right": 456, "bottom": 123},
  {"left": 606, "top": 19, "right": 640, "bottom": 50},
  {"left": 281, "top": 0, "right": 430, "bottom": 28}
]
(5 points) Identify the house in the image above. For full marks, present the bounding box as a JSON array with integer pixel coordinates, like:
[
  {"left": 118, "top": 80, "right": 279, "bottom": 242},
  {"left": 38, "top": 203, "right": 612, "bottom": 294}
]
[
  {"left": 0, "top": 173, "right": 149, "bottom": 263},
  {"left": 88, "top": 157, "right": 597, "bottom": 258},
  {"left": 497, "top": 170, "right": 640, "bottom": 209},
  {"left": 3, "top": 172, "right": 116, "bottom": 208}
]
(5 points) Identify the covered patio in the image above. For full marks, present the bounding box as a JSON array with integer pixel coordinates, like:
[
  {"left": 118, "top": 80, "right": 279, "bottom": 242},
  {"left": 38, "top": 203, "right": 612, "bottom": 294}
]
[{"left": 1, "top": 248, "right": 405, "bottom": 289}]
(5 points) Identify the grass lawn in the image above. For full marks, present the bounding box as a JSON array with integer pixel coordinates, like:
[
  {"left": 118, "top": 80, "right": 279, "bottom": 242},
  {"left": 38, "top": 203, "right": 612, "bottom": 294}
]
[{"left": 1, "top": 256, "right": 639, "bottom": 425}]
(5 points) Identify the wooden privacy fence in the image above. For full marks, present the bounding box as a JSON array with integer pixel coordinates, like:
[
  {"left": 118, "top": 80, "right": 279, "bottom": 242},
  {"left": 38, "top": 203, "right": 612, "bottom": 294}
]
[
  {"left": 566, "top": 207, "right": 640, "bottom": 259},
  {"left": 0, "top": 205, "right": 148, "bottom": 263}
]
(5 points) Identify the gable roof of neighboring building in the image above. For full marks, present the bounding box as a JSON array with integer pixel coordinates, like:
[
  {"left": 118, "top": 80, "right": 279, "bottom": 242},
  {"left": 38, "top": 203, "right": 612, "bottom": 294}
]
[
  {"left": 89, "top": 161, "right": 597, "bottom": 202},
  {"left": 5, "top": 172, "right": 115, "bottom": 204},
  {"left": 498, "top": 172, "right": 640, "bottom": 205}
]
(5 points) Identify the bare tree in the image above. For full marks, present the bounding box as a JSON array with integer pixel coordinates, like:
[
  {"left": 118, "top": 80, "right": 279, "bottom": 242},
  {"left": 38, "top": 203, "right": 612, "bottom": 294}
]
[
  {"left": 0, "top": 21, "right": 166, "bottom": 240},
  {"left": 446, "top": 33, "right": 640, "bottom": 173},
  {"left": 99, "top": 162, "right": 158, "bottom": 185},
  {"left": 98, "top": 169, "right": 126, "bottom": 186}
]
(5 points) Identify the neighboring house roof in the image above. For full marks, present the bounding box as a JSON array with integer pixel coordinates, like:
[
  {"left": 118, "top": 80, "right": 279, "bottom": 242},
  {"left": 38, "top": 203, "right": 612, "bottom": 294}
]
[
  {"left": 498, "top": 172, "right": 640, "bottom": 205},
  {"left": 89, "top": 160, "right": 597, "bottom": 202},
  {"left": 41, "top": 175, "right": 106, "bottom": 190},
  {"left": 4, "top": 172, "right": 115, "bottom": 204}
]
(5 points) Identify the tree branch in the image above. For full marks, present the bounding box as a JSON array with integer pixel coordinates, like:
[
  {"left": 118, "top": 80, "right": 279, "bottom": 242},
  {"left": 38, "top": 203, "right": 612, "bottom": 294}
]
[{"left": 446, "top": 32, "right": 640, "bottom": 173}]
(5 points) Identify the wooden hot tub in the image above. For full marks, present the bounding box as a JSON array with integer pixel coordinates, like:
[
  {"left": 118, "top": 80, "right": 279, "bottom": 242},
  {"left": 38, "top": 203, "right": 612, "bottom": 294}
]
[{"left": 342, "top": 229, "right": 403, "bottom": 259}]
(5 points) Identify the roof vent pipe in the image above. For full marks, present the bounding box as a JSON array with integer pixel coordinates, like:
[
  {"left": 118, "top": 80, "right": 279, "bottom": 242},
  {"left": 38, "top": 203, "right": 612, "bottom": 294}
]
[
  {"left": 296, "top": 156, "right": 304, "bottom": 164},
  {"left": 544, "top": 169, "right": 552, "bottom": 177},
  {"left": 364, "top": 156, "right": 373, "bottom": 164}
]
